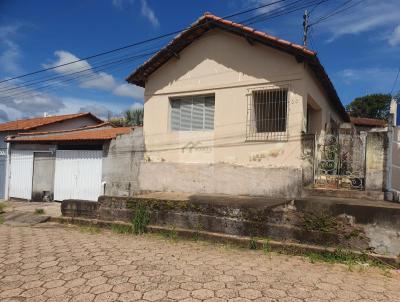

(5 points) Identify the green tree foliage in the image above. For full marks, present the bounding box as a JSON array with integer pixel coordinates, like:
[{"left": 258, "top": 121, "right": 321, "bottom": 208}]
[
  {"left": 109, "top": 108, "right": 144, "bottom": 127},
  {"left": 345, "top": 93, "right": 391, "bottom": 120}
]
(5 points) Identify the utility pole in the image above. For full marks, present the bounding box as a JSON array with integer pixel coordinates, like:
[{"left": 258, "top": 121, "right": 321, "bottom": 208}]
[{"left": 303, "top": 10, "right": 310, "bottom": 48}]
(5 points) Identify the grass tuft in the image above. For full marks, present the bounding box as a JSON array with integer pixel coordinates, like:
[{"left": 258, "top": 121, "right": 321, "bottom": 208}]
[
  {"left": 78, "top": 226, "right": 101, "bottom": 234},
  {"left": 0, "top": 203, "right": 6, "bottom": 214},
  {"left": 132, "top": 202, "right": 150, "bottom": 235},
  {"left": 111, "top": 224, "right": 132, "bottom": 234},
  {"left": 34, "top": 208, "right": 45, "bottom": 215}
]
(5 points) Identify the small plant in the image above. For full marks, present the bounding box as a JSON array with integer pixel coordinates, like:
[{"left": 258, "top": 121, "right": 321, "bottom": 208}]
[
  {"left": 0, "top": 216, "right": 4, "bottom": 225},
  {"left": 78, "top": 226, "right": 101, "bottom": 234},
  {"left": 249, "top": 237, "right": 258, "bottom": 250},
  {"left": 0, "top": 203, "right": 5, "bottom": 214},
  {"left": 132, "top": 202, "right": 150, "bottom": 235},
  {"left": 262, "top": 239, "right": 271, "bottom": 254},
  {"left": 34, "top": 208, "right": 45, "bottom": 215},
  {"left": 303, "top": 213, "right": 337, "bottom": 233},
  {"left": 111, "top": 224, "right": 132, "bottom": 234}
]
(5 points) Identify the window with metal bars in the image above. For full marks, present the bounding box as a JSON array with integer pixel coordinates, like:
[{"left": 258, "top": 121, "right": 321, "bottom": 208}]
[
  {"left": 170, "top": 95, "right": 215, "bottom": 131},
  {"left": 246, "top": 88, "right": 288, "bottom": 141}
]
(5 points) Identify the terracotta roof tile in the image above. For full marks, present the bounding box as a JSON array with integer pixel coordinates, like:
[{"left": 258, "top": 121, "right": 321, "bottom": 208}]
[
  {"left": 350, "top": 117, "right": 387, "bottom": 127},
  {"left": 126, "top": 13, "right": 348, "bottom": 122},
  {"left": 0, "top": 112, "right": 103, "bottom": 132},
  {"left": 6, "top": 127, "right": 132, "bottom": 143}
]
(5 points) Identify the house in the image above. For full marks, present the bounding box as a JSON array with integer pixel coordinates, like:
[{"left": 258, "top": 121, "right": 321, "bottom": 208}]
[
  {"left": 125, "top": 13, "right": 349, "bottom": 198},
  {"left": 350, "top": 117, "right": 387, "bottom": 133},
  {"left": 0, "top": 113, "right": 104, "bottom": 199},
  {"left": 4, "top": 123, "right": 134, "bottom": 202}
]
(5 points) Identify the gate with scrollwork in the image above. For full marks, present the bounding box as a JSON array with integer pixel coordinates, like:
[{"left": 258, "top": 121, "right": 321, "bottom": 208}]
[{"left": 314, "top": 129, "right": 366, "bottom": 190}]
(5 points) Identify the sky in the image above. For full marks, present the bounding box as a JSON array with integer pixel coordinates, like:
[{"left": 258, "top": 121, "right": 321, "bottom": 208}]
[{"left": 0, "top": 0, "right": 399, "bottom": 122}]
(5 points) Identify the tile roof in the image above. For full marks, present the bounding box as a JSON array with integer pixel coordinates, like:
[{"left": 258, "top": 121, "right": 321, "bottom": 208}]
[
  {"left": 126, "top": 13, "right": 349, "bottom": 122},
  {"left": 350, "top": 117, "right": 387, "bottom": 127},
  {"left": 0, "top": 112, "right": 103, "bottom": 132},
  {"left": 5, "top": 127, "right": 133, "bottom": 143}
]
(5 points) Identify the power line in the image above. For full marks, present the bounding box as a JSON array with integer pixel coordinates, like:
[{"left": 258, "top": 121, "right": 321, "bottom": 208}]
[
  {"left": 309, "top": 0, "right": 366, "bottom": 27},
  {"left": 1, "top": 0, "right": 329, "bottom": 100},
  {"left": 0, "top": 0, "right": 291, "bottom": 85},
  {"left": 390, "top": 67, "right": 400, "bottom": 97}
]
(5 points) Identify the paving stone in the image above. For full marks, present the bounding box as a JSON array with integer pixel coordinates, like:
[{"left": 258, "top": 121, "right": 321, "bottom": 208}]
[{"left": 0, "top": 223, "right": 398, "bottom": 302}]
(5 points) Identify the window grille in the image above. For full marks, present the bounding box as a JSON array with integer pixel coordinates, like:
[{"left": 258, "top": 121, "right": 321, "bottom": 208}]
[
  {"left": 246, "top": 88, "right": 288, "bottom": 141},
  {"left": 170, "top": 95, "right": 215, "bottom": 131}
]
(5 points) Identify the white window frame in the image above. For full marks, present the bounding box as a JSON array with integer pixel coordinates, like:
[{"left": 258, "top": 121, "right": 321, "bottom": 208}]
[{"left": 169, "top": 94, "right": 215, "bottom": 132}]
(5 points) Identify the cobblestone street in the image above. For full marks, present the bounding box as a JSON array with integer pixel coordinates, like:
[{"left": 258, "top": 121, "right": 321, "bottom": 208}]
[{"left": 0, "top": 223, "right": 399, "bottom": 302}]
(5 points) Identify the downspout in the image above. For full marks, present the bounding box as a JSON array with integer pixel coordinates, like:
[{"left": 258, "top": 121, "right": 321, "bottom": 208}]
[{"left": 4, "top": 141, "right": 11, "bottom": 201}]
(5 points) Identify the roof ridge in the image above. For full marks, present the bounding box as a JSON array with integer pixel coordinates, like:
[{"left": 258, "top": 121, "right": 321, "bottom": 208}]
[{"left": 15, "top": 122, "right": 112, "bottom": 136}]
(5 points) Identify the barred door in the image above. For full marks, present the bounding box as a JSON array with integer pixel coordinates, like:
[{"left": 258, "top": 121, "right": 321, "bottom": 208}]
[{"left": 314, "top": 130, "right": 366, "bottom": 190}]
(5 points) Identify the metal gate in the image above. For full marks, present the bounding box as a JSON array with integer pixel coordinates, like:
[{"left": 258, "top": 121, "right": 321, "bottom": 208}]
[
  {"left": 53, "top": 150, "right": 103, "bottom": 201},
  {"left": 9, "top": 150, "right": 34, "bottom": 199},
  {"left": 314, "top": 130, "right": 366, "bottom": 190}
]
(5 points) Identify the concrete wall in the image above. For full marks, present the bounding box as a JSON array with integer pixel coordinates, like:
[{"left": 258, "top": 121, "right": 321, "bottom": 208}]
[
  {"left": 139, "top": 29, "right": 344, "bottom": 196},
  {"left": 102, "top": 128, "right": 145, "bottom": 197},
  {"left": 139, "top": 162, "right": 302, "bottom": 198},
  {"left": 365, "top": 132, "right": 388, "bottom": 191}
]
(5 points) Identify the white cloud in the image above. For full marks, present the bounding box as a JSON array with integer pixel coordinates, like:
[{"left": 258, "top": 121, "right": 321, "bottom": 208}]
[
  {"left": 113, "top": 83, "right": 144, "bottom": 99},
  {"left": 316, "top": 0, "right": 400, "bottom": 44},
  {"left": 388, "top": 25, "right": 400, "bottom": 46},
  {"left": 140, "top": 0, "right": 159, "bottom": 27},
  {"left": 245, "top": 0, "right": 283, "bottom": 14},
  {"left": 45, "top": 50, "right": 143, "bottom": 100},
  {"left": 338, "top": 67, "right": 398, "bottom": 93},
  {"left": 0, "top": 24, "right": 23, "bottom": 75},
  {"left": 130, "top": 102, "right": 144, "bottom": 110}
]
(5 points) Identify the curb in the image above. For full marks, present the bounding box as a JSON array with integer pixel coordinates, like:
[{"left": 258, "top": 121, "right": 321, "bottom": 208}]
[{"left": 51, "top": 216, "right": 399, "bottom": 268}]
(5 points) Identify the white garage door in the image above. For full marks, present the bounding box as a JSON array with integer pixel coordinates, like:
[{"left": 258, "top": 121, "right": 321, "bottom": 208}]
[
  {"left": 54, "top": 150, "right": 103, "bottom": 201},
  {"left": 9, "top": 150, "right": 34, "bottom": 199}
]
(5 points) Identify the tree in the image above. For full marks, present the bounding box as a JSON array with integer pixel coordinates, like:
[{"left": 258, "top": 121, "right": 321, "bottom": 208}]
[
  {"left": 346, "top": 93, "right": 391, "bottom": 120},
  {"left": 109, "top": 108, "right": 144, "bottom": 127}
]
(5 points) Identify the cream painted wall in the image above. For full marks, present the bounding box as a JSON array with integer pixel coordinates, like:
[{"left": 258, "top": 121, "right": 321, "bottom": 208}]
[{"left": 143, "top": 29, "right": 340, "bottom": 169}]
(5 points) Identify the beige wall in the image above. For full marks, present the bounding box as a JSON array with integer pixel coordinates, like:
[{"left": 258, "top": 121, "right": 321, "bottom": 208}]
[{"left": 143, "top": 29, "right": 341, "bottom": 170}]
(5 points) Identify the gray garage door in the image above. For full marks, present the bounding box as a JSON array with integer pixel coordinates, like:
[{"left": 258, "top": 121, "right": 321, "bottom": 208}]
[{"left": 0, "top": 149, "right": 6, "bottom": 199}]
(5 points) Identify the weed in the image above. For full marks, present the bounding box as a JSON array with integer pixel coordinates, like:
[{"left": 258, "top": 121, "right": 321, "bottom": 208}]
[
  {"left": 249, "top": 237, "right": 257, "bottom": 250},
  {"left": 78, "top": 226, "right": 101, "bottom": 234},
  {"left": 111, "top": 224, "right": 132, "bottom": 234},
  {"left": 0, "top": 203, "right": 5, "bottom": 214},
  {"left": 132, "top": 202, "right": 150, "bottom": 235},
  {"left": 34, "top": 208, "right": 45, "bottom": 215},
  {"left": 262, "top": 239, "right": 271, "bottom": 254},
  {"left": 305, "top": 249, "right": 388, "bottom": 269},
  {"left": 0, "top": 215, "right": 4, "bottom": 224},
  {"left": 303, "top": 213, "right": 337, "bottom": 233}
]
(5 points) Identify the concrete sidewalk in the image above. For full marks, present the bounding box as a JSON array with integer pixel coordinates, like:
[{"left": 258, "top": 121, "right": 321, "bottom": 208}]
[{"left": 1, "top": 200, "right": 61, "bottom": 218}]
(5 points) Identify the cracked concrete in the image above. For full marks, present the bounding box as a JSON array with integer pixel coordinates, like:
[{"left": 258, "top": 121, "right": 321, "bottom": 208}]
[{"left": 0, "top": 222, "right": 399, "bottom": 301}]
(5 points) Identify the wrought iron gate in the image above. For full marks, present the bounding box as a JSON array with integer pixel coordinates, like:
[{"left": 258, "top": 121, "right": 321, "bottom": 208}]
[{"left": 314, "top": 130, "right": 366, "bottom": 190}]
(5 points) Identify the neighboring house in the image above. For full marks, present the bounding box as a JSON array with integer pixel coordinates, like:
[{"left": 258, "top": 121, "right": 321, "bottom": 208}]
[
  {"left": 350, "top": 117, "right": 387, "bottom": 132},
  {"left": 126, "top": 13, "right": 349, "bottom": 197},
  {"left": 0, "top": 113, "right": 103, "bottom": 199},
  {"left": 5, "top": 124, "right": 134, "bottom": 202}
]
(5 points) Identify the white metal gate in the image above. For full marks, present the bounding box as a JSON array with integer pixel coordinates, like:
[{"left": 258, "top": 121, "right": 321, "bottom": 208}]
[
  {"left": 9, "top": 150, "right": 34, "bottom": 199},
  {"left": 54, "top": 150, "right": 103, "bottom": 201}
]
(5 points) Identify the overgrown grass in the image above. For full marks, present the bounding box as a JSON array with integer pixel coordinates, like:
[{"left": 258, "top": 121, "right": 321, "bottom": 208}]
[
  {"left": 303, "top": 213, "right": 337, "bottom": 232},
  {"left": 34, "top": 208, "right": 45, "bottom": 215},
  {"left": 78, "top": 225, "right": 101, "bottom": 234},
  {"left": 132, "top": 202, "right": 150, "bottom": 235},
  {"left": 111, "top": 224, "right": 132, "bottom": 234},
  {"left": 249, "top": 237, "right": 257, "bottom": 250},
  {"left": 161, "top": 226, "right": 178, "bottom": 241},
  {"left": 0, "top": 203, "right": 6, "bottom": 214},
  {"left": 305, "top": 249, "right": 389, "bottom": 269}
]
